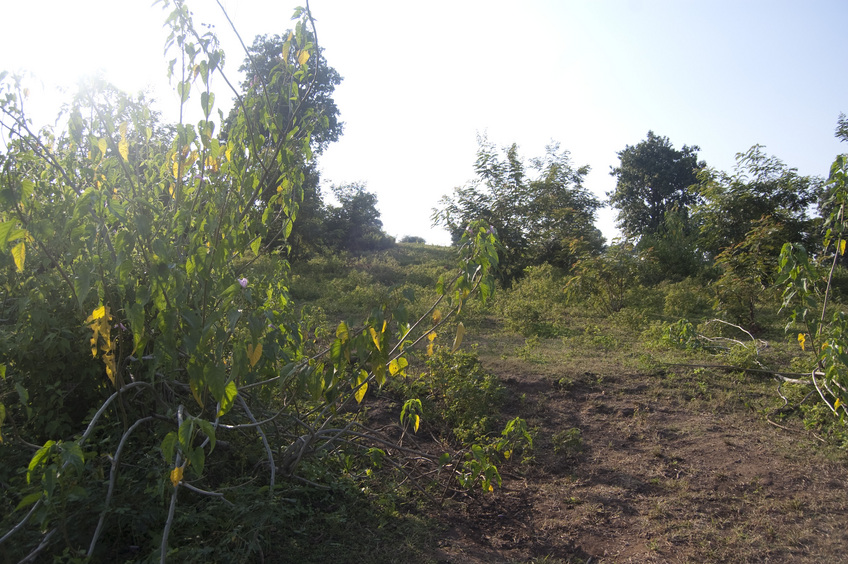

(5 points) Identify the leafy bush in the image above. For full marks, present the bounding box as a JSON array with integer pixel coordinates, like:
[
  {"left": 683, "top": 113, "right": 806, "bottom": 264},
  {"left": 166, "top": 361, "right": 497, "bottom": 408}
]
[
  {"left": 496, "top": 263, "right": 567, "bottom": 336},
  {"left": 396, "top": 347, "right": 506, "bottom": 443},
  {"left": 0, "top": 3, "right": 504, "bottom": 560},
  {"left": 662, "top": 277, "right": 714, "bottom": 319}
]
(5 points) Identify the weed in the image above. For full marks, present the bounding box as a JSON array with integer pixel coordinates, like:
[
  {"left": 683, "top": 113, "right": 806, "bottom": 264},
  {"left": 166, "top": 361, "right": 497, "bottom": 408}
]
[{"left": 552, "top": 427, "right": 583, "bottom": 457}]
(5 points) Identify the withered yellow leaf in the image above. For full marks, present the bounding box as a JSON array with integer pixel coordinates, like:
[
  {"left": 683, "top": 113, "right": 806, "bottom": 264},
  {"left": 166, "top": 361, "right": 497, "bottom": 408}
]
[
  {"left": 170, "top": 466, "right": 183, "bottom": 487},
  {"left": 451, "top": 322, "right": 465, "bottom": 352},
  {"left": 247, "top": 343, "right": 263, "bottom": 367}
]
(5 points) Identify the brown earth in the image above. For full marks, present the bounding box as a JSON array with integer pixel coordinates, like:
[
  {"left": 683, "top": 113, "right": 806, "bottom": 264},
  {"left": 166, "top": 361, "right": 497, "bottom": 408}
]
[{"left": 421, "top": 335, "right": 848, "bottom": 564}]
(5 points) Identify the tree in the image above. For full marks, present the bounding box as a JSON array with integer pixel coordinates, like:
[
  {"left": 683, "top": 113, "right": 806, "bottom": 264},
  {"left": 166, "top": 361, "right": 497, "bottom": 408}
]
[
  {"left": 225, "top": 32, "right": 343, "bottom": 154},
  {"left": 325, "top": 182, "right": 395, "bottom": 253},
  {"left": 434, "top": 137, "right": 604, "bottom": 282},
  {"left": 695, "top": 146, "right": 823, "bottom": 329},
  {"left": 223, "top": 31, "right": 344, "bottom": 255},
  {"left": 695, "top": 145, "right": 822, "bottom": 258},
  {"left": 608, "top": 131, "right": 703, "bottom": 240}
]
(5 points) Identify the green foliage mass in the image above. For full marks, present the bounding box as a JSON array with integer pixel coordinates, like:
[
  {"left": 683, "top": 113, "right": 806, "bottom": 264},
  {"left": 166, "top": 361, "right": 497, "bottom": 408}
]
[
  {"left": 0, "top": 3, "right": 511, "bottom": 560},
  {"left": 608, "top": 130, "right": 703, "bottom": 241},
  {"left": 434, "top": 136, "right": 604, "bottom": 283}
]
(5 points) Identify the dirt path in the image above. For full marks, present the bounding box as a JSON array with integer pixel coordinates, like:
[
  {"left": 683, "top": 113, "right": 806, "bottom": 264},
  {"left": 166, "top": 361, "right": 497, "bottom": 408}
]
[{"left": 431, "top": 361, "right": 848, "bottom": 563}]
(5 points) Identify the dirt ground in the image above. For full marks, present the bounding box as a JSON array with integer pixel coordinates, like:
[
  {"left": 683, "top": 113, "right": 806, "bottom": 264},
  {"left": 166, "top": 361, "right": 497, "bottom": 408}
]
[{"left": 426, "top": 345, "right": 848, "bottom": 563}]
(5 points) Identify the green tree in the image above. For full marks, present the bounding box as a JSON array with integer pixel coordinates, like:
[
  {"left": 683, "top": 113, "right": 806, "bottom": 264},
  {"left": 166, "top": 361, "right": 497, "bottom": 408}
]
[
  {"left": 225, "top": 32, "right": 343, "bottom": 154},
  {"left": 325, "top": 182, "right": 395, "bottom": 253},
  {"left": 434, "top": 137, "right": 604, "bottom": 282},
  {"left": 223, "top": 31, "right": 344, "bottom": 256},
  {"left": 608, "top": 131, "right": 703, "bottom": 240},
  {"left": 695, "top": 145, "right": 822, "bottom": 258}
]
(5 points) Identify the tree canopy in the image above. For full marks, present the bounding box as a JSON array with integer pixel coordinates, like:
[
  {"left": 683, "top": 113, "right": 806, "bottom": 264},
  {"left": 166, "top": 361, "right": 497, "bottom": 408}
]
[
  {"left": 608, "top": 131, "right": 703, "bottom": 240},
  {"left": 434, "top": 137, "right": 604, "bottom": 282},
  {"left": 695, "top": 145, "right": 823, "bottom": 258}
]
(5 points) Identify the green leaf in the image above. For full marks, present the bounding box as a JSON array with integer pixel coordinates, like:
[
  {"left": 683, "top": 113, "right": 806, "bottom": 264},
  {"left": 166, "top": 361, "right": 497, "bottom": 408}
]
[
  {"left": 250, "top": 235, "right": 261, "bottom": 256},
  {"left": 74, "top": 269, "right": 91, "bottom": 309},
  {"left": 0, "top": 223, "right": 26, "bottom": 250},
  {"left": 178, "top": 420, "right": 193, "bottom": 452},
  {"left": 217, "top": 380, "right": 237, "bottom": 417},
  {"left": 27, "top": 441, "right": 56, "bottom": 484},
  {"left": 161, "top": 432, "right": 177, "bottom": 465},
  {"left": 187, "top": 446, "right": 205, "bottom": 477},
  {"left": 177, "top": 80, "right": 191, "bottom": 103},
  {"left": 194, "top": 418, "right": 216, "bottom": 453},
  {"left": 200, "top": 91, "right": 215, "bottom": 117},
  {"left": 60, "top": 442, "right": 85, "bottom": 474},
  {"left": 15, "top": 492, "right": 42, "bottom": 512}
]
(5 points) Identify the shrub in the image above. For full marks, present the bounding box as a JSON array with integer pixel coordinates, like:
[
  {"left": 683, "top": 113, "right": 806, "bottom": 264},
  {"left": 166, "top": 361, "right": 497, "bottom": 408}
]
[{"left": 496, "top": 263, "right": 567, "bottom": 336}]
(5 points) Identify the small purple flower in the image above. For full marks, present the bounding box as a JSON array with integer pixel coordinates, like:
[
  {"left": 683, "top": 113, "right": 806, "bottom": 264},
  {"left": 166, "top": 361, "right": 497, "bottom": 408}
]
[
  {"left": 238, "top": 277, "right": 248, "bottom": 289},
  {"left": 113, "top": 322, "right": 127, "bottom": 332}
]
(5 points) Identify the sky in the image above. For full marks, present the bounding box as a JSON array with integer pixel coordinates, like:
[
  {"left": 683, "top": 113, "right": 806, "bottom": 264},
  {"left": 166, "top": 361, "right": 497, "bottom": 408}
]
[{"left": 2, "top": 0, "right": 846, "bottom": 245}]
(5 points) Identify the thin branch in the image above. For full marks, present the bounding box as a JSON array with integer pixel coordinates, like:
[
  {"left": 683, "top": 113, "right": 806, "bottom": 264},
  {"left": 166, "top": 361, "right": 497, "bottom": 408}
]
[
  {"left": 237, "top": 395, "right": 275, "bottom": 495},
  {"left": 88, "top": 416, "right": 156, "bottom": 557},
  {"left": 180, "top": 482, "right": 235, "bottom": 506},
  {"left": 161, "top": 406, "right": 185, "bottom": 564},
  {"left": 0, "top": 500, "right": 42, "bottom": 546}
]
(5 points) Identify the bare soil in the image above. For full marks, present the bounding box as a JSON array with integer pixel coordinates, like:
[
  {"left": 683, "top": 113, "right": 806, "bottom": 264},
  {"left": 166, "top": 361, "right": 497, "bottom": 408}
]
[{"left": 426, "top": 335, "right": 848, "bottom": 563}]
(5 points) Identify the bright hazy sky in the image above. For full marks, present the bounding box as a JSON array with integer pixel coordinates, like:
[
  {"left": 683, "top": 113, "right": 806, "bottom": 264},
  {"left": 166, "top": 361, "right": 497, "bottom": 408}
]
[{"left": 2, "top": 1, "right": 846, "bottom": 245}]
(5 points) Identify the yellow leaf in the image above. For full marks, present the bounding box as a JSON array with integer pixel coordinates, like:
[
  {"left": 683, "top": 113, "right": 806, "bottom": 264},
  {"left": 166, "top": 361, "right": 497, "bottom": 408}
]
[
  {"left": 297, "top": 49, "right": 310, "bottom": 65},
  {"left": 369, "top": 327, "right": 381, "bottom": 351},
  {"left": 427, "top": 342, "right": 434, "bottom": 356},
  {"left": 432, "top": 310, "right": 442, "bottom": 324},
  {"left": 798, "top": 333, "right": 806, "bottom": 351},
  {"left": 354, "top": 369, "right": 368, "bottom": 403},
  {"left": 170, "top": 466, "right": 184, "bottom": 487},
  {"left": 225, "top": 146, "right": 232, "bottom": 162},
  {"left": 428, "top": 332, "right": 437, "bottom": 342},
  {"left": 835, "top": 398, "right": 842, "bottom": 410},
  {"left": 354, "top": 381, "right": 368, "bottom": 403},
  {"left": 374, "top": 364, "right": 386, "bottom": 387},
  {"left": 118, "top": 122, "right": 129, "bottom": 161},
  {"left": 104, "top": 351, "right": 117, "bottom": 386},
  {"left": 487, "top": 483, "right": 494, "bottom": 492},
  {"left": 11, "top": 241, "right": 24, "bottom": 272},
  {"left": 97, "top": 138, "right": 107, "bottom": 155},
  {"left": 452, "top": 322, "right": 465, "bottom": 352},
  {"left": 247, "top": 343, "right": 263, "bottom": 367},
  {"left": 413, "top": 414, "right": 420, "bottom": 433},
  {"left": 336, "top": 321, "right": 349, "bottom": 343},
  {"left": 173, "top": 159, "right": 181, "bottom": 179},
  {"left": 841, "top": 240, "right": 846, "bottom": 256},
  {"left": 503, "top": 450, "right": 512, "bottom": 460},
  {"left": 86, "top": 306, "right": 107, "bottom": 324}
]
